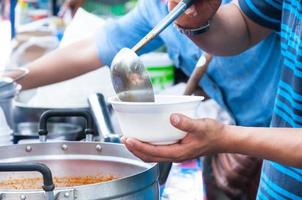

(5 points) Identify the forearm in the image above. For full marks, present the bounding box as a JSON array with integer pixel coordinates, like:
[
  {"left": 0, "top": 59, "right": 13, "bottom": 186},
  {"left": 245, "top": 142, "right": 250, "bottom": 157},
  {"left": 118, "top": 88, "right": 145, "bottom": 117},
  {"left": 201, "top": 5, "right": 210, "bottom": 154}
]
[
  {"left": 224, "top": 125, "right": 302, "bottom": 167},
  {"left": 188, "top": 1, "right": 272, "bottom": 56},
  {"left": 19, "top": 37, "right": 102, "bottom": 90}
]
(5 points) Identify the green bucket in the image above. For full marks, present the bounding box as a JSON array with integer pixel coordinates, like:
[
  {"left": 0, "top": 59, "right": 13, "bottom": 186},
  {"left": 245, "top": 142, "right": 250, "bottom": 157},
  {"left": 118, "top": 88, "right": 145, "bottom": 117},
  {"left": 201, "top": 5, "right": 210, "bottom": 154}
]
[
  {"left": 82, "top": 1, "right": 127, "bottom": 16},
  {"left": 140, "top": 52, "right": 175, "bottom": 93}
]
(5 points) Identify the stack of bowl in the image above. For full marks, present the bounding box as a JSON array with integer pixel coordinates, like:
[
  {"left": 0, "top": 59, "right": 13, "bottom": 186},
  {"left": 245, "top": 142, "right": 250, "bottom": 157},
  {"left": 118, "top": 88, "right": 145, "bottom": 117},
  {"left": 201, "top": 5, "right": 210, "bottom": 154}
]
[{"left": 0, "top": 77, "right": 21, "bottom": 129}]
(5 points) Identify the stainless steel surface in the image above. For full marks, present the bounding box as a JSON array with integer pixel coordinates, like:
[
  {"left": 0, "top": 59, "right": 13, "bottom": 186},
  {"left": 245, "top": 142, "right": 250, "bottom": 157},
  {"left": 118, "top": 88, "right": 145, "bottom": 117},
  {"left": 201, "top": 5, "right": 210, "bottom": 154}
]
[
  {"left": 85, "top": 134, "right": 93, "bottom": 142},
  {"left": 45, "top": 191, "right": 54, "bottom": 200},
  {"left": 0, "top": 68, "right": 29, "bottom": 90},
  {"left": 110, "top": 0, "right": 193, "bottom": 102},
  {"left": 0, "top": 97, "right": 15, "bottom": 129},
  {"left": 0, "top": 71, "right": 26, "bottom": 129},
  {"left": 13, "top": 101, "right": 88, "bottom": 134},
  {"left": 132, "top": 1, "right": 188, "bottom": 53},
  {"left": 0, "top": 82, "right": 21, "bottom": 100},
  {"left": 88, "top": 93, "right": 120, "bottom": 142},
  {"left": 0, "top": 142, "right": 159, "bottom": 200},
  {"left": 111, "top": 48, "right": 155, "bottom": 102},
  {"left": 0, "top": 78, "right": 21, "bottom": 129},
  {"left": 39, "top": 135, "right": 46, "bottom": 143},
  {"left": 15, "top": 122, "right": 82, "bottom": 142}
]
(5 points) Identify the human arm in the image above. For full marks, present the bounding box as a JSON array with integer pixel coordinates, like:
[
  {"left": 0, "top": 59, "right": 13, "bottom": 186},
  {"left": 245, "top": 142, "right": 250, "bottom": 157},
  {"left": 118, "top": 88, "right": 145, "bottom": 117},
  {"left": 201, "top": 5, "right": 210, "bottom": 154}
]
[
  {"left": 19, "top": 37, "right": 101, "bottom": 90},
  {"left": 122, "top": 114, "right": 302, "bottom": 168},
  {"left": 18, "top": 0, "right": 163, "bottom": 90},
  {"left": 169, "top": 0, "right": 273, "bottom": 56}
]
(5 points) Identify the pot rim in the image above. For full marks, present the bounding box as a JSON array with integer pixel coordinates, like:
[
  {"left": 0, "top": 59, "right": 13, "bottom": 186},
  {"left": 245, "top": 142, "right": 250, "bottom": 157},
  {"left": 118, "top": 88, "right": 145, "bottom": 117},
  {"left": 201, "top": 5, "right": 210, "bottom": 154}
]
[
  {"left": 0, "top": 142, "right": 158, "bottom": 193},
  {"left": 13, "top": 100, "right": 89, "bottom": 109}
]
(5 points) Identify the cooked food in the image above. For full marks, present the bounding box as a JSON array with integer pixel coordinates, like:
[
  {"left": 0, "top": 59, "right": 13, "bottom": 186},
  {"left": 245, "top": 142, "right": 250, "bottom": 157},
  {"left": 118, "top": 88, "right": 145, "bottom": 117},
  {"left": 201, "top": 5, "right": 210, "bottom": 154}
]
[{"left": 0, "top": 175, "right": 116, "bottom": 190}]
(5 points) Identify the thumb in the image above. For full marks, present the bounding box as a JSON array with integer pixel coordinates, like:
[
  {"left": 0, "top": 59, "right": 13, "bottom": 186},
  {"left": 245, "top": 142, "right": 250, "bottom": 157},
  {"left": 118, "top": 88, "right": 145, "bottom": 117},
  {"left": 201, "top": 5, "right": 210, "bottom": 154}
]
[{"left": 170, "top": 113, "right": 204, "bottom": 133}]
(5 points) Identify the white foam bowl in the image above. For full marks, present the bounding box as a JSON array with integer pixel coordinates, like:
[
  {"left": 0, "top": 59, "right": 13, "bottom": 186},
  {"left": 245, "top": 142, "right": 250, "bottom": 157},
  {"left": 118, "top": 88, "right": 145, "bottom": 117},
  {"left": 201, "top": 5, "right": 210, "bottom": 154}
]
[{"left": 108, "top": 95, "right": 203, "bottom": 145}]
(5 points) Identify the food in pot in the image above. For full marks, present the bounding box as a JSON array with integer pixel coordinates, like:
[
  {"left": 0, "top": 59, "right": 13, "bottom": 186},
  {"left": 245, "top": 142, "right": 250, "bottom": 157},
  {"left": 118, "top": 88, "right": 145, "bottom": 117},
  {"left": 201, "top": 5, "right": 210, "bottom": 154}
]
[{"left": 0, "top": 175, "right": 116, "bottom": 190}]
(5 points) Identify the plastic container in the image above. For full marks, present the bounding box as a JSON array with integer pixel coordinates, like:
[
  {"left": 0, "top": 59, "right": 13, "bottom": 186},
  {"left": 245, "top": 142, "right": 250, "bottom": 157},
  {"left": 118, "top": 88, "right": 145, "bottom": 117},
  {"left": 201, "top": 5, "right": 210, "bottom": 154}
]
[
  {"left": 82, "top": 1, "right": 127, "bottom": 16},
  {"left": 109, "top": 95, "right": 203, "bottom": 145},
  {"left": 140, "top": 52, "right": 175, "bottom": 93}
]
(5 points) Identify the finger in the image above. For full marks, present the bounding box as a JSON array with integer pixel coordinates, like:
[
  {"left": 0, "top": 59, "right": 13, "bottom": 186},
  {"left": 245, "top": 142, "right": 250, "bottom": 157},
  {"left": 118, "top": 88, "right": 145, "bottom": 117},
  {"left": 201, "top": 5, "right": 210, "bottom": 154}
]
[
  {"left": 184, "top": 5, "right": 198, "bottom": 17},
  {"left": 123, "top": 137, "right": 190, "bottom": 159},
  {"left": 170, "top": 113, "right": 204, "bottom": 133},
  {"left": 125, "top": 143, "right": 173, "bottom": 162},
  {"left": 120, "top": 136, "right": 126, "bottom": 144},
  {"left": 123, "top": 138, "right": 173, "bottom": 162}
]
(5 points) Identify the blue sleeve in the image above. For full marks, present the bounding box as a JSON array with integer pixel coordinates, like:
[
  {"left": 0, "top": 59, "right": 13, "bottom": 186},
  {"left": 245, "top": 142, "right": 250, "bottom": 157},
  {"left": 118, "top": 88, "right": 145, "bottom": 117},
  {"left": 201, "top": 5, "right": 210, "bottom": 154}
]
[
  {"left": 95, "top": 0, "right": 164, "bottom": 66},
  {"left": 238, "top": 0, "right": 282, "bottom": 31}
]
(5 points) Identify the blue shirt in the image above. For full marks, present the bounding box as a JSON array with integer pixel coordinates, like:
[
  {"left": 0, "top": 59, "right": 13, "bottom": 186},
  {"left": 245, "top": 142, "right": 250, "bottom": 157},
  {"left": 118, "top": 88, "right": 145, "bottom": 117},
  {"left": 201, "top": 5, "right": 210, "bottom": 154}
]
[
  {"left": 240, "top": 0, "right": 302, "bottom": 199},
  {"left": 95, "top": 0, "right": 282, "bottom": 127}
]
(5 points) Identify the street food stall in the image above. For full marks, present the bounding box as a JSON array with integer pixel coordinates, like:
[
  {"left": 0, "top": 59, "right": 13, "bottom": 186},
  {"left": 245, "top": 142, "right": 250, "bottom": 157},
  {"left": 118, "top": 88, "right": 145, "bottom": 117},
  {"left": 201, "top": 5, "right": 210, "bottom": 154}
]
[{"left": 0, "top": 0, "right": 236, "bottom": 199}]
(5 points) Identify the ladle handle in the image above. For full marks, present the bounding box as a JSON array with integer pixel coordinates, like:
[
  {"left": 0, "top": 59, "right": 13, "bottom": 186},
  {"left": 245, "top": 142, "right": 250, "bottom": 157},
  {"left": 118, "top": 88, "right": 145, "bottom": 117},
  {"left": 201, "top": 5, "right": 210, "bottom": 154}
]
[
  {"left": 183, "top": 0, "right": 195, "bottom": 7},
  {"left": 184, "top": 53, "right": 212, "bottom": 95},
  {"left": 0, "top": 162, "right": 55, "bottom": 200},
  {"left": 132, "top": 0, "right": 195, "bottom": 52}
]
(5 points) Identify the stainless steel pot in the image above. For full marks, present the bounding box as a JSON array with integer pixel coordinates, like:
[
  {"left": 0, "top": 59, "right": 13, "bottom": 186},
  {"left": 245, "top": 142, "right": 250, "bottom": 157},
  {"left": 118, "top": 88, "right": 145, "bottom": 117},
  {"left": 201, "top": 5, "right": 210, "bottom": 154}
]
[
  {"left": 13, "top": 101, "right": 89, "bottom": 131},
  {"left": 88, "top": 93, "right": 120, "bottom": 143},
  {"left": 0, "top": 110, "right": 159, "bottom": 200},
  {"left": 14, "top": 122, "right": 82, "bottom": 143},
  {"left": 13, "top": 90, "right": 90, "bottom": 132}
]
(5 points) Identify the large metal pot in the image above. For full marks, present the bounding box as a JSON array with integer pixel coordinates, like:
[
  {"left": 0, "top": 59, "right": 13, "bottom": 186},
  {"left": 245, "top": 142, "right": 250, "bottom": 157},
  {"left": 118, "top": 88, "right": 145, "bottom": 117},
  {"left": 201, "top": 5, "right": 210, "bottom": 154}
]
[
  {"left": 13, "top": 102, "right": 88, "bottom": 130},
  {"left": 13, "top": 90, "right": 90, "bottom": 135},
  {"left": 0, "top": 110, "right": 159, "bottom": 200},
  {"left": 14, "top": 122, "right": 82, "bottom": 143}
]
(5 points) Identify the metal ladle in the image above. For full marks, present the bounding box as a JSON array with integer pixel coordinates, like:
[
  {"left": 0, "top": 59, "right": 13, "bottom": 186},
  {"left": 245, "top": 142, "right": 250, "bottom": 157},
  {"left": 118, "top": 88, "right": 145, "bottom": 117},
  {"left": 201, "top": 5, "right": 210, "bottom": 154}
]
[{"left": 111, "top": 0, "right": 195, "bottom": 102}]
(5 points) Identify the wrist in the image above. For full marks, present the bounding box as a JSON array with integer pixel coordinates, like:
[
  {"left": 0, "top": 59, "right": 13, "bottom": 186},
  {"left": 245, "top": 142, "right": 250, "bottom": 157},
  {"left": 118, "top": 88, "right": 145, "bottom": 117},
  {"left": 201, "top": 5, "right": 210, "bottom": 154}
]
[
  {"left": 220, "top": 125, "right": 248, "bottom": 153},
  {"left": 174, "top": 21, "right": 210, "bottom": 36}
]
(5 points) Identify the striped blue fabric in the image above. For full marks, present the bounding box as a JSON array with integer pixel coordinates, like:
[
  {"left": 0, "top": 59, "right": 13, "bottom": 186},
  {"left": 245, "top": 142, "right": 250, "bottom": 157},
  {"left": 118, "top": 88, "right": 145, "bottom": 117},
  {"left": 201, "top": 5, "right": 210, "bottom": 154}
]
[{"left": 239, "top": 0, "right": 302, "bottom": 199}]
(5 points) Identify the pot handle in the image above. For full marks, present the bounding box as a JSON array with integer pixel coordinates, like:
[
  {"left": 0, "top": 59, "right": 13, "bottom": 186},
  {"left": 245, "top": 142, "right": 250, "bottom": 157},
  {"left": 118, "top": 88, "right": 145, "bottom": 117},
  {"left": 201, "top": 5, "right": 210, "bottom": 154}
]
[
  {"left": 0, "top": 162, "right": 55, "bottom": 200},
  {"left": 38, "top": 110, "right": 95, "bottom": 142}
]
